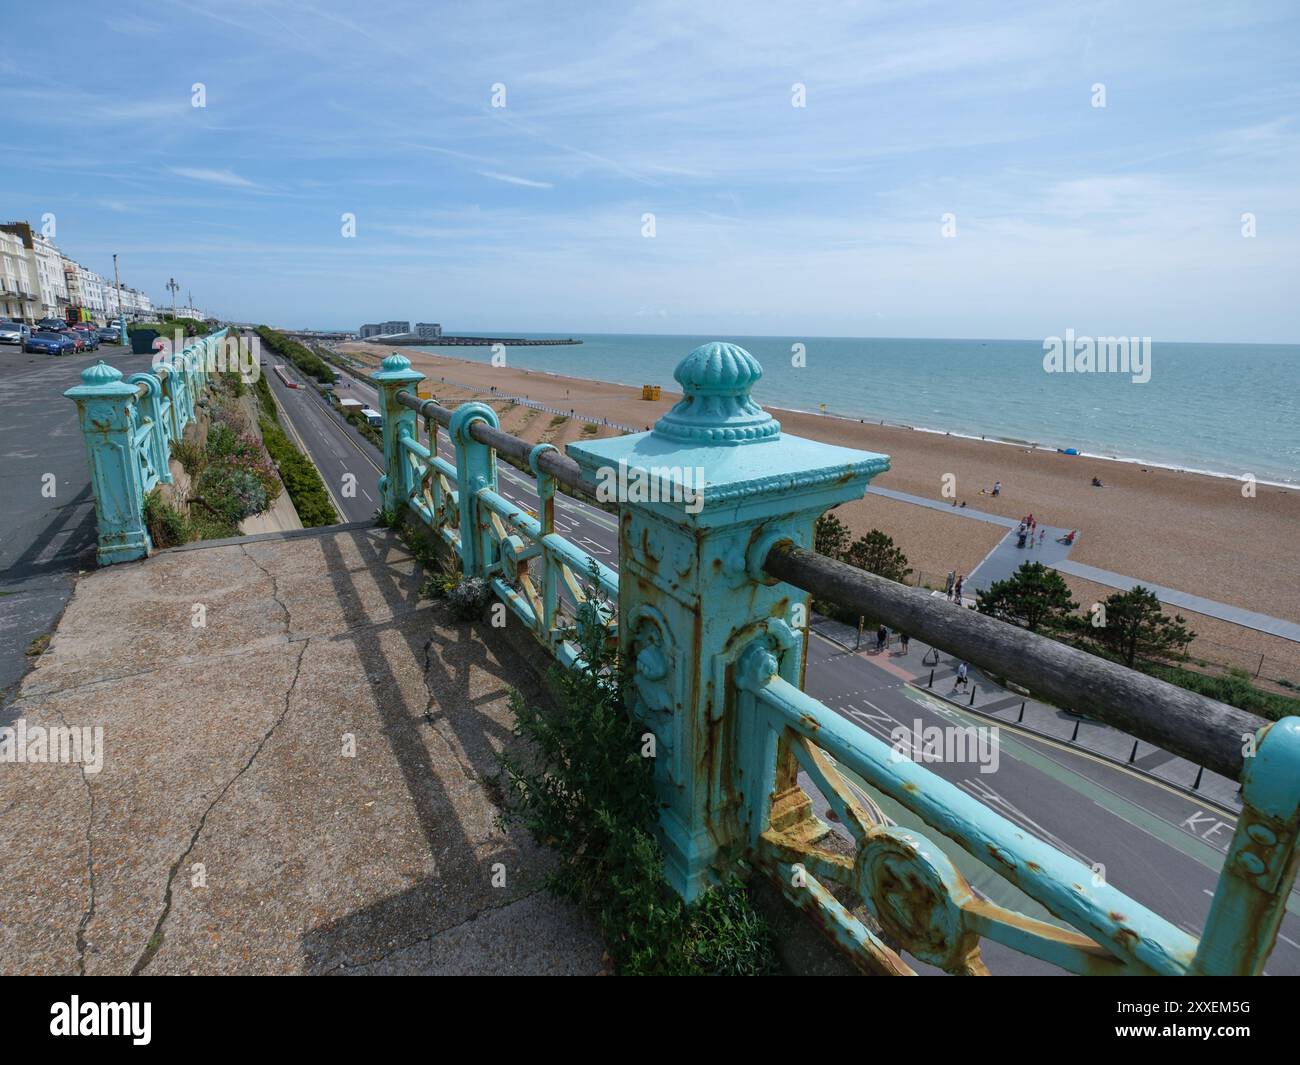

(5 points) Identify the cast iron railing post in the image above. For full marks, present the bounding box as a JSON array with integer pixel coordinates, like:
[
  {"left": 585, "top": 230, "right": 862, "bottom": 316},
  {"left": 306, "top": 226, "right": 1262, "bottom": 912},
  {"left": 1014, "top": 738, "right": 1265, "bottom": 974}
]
[
  {"left": 64, "top": 361, "right": 152, "bottom": 564},
  {"left": 448, "top": 400, "right": 499, "bottom": 578},
  {"left": 569, "top": 341, "right": 890, "bottom": 900},
  {"left": 374, "top": 352, "right": 425, "bottom": 514}
]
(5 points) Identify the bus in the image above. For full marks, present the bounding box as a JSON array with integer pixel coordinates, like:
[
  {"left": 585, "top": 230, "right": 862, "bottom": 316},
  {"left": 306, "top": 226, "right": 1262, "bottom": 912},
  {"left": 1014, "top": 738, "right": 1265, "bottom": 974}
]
[
  {"left": 273, "top": 365, "right": 297, "bottom": 388},
  {"left": 360, "top": 407, "right": 382, "bottom": 428}
]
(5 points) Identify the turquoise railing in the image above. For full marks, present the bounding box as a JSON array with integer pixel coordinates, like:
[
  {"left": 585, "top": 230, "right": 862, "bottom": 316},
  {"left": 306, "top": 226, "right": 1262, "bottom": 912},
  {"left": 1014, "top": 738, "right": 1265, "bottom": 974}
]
[
  {"left": 65, "top": 328, "right": 228, "bottom": 564},
  {"left": 374, "top": 343, "right": 1300, "bottom": 975}
]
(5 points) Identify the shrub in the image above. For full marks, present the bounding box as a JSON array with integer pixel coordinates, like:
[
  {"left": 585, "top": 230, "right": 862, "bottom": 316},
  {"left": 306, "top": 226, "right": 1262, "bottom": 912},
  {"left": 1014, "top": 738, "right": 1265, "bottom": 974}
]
[
  {"left": 446, "top": 576, "right": 490, "bottom": 621},
  {"left": 254, "top": 373, "right": 279, "bottom": 422},
  {"left": 196, "top": 464, "right": 270, "bottom": 523},
  {"left": 259, "top": 417, "right": 338, "bottom": 527},
  {"left": 496, "top": 577, "right": 780, "bottom": 975},
  {"left": 977, "top": 561, "right": 1078, "bottom": 633},
  {"left": 170, "top": 437, "right": 207, "bottom": 478},
  {"left": 143, "top": 490, "right": 189, "bottom": 548},
  {"left": 255, "top": 325, "right": 337, "bottom": 384}
]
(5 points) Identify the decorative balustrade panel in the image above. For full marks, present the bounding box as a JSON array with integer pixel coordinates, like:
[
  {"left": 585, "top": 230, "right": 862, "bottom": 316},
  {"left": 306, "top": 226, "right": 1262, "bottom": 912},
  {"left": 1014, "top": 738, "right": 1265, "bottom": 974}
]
[
  {"left": 381, "top": 369, "right": 618, "bottom": 667},
  {"left": 65, "top": 328, "right": 230, "bottom": 563}
]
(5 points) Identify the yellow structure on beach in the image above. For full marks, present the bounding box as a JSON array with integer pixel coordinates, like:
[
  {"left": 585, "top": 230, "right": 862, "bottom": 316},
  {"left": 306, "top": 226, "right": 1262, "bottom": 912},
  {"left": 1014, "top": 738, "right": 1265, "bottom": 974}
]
[{"left": 641, "top": 384, "right": 662, "bottom": 400}]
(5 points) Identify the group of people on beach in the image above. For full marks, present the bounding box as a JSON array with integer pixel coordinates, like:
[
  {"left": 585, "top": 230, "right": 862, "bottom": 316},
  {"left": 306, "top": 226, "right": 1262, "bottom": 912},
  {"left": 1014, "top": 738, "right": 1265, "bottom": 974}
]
[{"left": 1016, "top": 514, "right": 1046, "bottom": 549}]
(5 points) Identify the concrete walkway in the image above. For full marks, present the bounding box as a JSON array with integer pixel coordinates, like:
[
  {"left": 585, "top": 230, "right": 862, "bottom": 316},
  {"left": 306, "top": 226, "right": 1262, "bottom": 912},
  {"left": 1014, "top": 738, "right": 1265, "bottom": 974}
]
[
  {"left": 0, "top": 525, "right": 603, "bottom": 975},
  {"left": 867, "top": 486, "right": 1299, "bottom": 642}
]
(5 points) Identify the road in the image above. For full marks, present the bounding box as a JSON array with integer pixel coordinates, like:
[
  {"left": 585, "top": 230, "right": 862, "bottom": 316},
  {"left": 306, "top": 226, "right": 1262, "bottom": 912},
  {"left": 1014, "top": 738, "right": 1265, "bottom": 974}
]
[
  {"left": 268, "top": 353, "right": 1300, "bottom": 975},
  {"left": 0, "top": 342, "right": 141, "bottom": 704}
]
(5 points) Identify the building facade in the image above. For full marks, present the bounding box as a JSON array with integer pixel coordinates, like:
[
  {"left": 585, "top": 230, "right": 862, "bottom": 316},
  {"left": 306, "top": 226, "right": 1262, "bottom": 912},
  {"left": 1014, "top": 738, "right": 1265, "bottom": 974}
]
[
  {"left": 32, "top": 233, "right": 69, "bottom": 320},
  {"left": 2, "top": 219, "right": 150, "bottom": 325},
  {"left": 415, "top": 322, "right": 442, "bottom": 339},
  {"left": 0, "top": 226, "right": 40, "bottom": 322}
]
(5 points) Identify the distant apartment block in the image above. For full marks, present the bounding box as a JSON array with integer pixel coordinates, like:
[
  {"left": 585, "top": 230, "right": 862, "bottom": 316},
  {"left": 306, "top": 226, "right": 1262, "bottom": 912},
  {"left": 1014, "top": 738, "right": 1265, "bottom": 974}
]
[
  {"left": 415, "top": 322, "right": 442, "bottom": 339},
  {"left": 359, "top": 320, "right": 412, "bottom": 338}
]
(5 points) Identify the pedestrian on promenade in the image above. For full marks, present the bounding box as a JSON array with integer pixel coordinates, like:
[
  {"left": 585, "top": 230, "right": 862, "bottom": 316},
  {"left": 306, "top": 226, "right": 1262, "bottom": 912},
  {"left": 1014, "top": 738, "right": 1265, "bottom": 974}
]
[
  {"left": 954, "top": 575, "right": 964, "bottom": 602},
  {"left": 1039, "top": 528, "right": 1046, "bottom": 547},
  {"left": 899, "top": 632, "right": 910, "bottom": 654},
  {"left": 955, "top": 661, "right": 969, "bottom": 691},
  {"left": 945, "top": 570, "right": 955, "bottom": 599},
  {"left": 876, "top": 624, "right": 888, "bottom": 652}
]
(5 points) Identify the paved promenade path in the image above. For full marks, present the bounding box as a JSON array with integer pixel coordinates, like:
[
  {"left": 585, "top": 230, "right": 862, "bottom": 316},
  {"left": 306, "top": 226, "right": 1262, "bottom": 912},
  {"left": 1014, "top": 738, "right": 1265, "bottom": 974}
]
[
  {"left": 865, "top": 485, "right": 1300, "bottom": 642},
  {"left": 1, "top": 525, "right": 603, "bottom": 975}
]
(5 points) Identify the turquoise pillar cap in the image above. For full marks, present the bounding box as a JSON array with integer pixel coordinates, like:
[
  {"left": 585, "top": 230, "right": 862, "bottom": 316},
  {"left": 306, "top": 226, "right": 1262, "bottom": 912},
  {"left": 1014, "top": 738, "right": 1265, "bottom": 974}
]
[
  {"left": 568, "top": 342, "right": 889, "bottom": 526},
  {"left": 374, "top": 352, "right": 424, "bottom": 383},
  {"left": 64, "top": 360, "right": 138, "bottom": 399}
]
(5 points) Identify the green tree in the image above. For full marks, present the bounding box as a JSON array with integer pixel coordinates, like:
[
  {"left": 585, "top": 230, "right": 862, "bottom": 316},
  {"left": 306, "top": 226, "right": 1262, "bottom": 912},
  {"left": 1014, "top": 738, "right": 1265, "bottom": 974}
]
[
  {"left": 1090, "top": 585, "right": 1195, "bottom": 667},
  {"left": 844, "top": 529, "right": 912, "bottom": 584},
  {"left": 976, "top": 562, "right": 1078, "bottom": 633},
  {"left": 814, "top": 511, "right": 851, "bottom": 561}
]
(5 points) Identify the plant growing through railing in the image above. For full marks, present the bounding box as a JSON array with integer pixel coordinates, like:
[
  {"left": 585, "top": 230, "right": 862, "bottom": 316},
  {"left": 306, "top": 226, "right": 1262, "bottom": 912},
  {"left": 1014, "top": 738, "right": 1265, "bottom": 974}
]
[
  {"left": 446, "top": 577, "right": 490, "bottom": 621},
  {"left": 496, "top": 572, "right": 780, "bottom": 975}
]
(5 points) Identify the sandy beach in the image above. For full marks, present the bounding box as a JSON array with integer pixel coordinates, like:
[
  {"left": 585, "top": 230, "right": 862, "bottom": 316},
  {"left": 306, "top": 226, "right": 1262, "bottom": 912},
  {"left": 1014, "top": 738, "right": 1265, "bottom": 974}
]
[{"left": 342, "top": 342, "right": 1300, "bottom": 680}]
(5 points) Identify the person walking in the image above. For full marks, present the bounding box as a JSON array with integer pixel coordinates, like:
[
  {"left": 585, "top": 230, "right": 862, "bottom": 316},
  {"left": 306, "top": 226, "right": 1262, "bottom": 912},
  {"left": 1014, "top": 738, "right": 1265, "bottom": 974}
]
[
  {"left": 955, "top": 661, "right": 969, "bottom": 691},
  {"left": 945, "top": 570, "right": 955, "bottom": 599},
  {"left": 954, "top": 575, "right": 964, "bottom": 603},
  {"left": 899, "top": 631, "right": 910, "bottom": 655},
  {"left": 876, "top": 623, "right": 888, "bottom": 653}
]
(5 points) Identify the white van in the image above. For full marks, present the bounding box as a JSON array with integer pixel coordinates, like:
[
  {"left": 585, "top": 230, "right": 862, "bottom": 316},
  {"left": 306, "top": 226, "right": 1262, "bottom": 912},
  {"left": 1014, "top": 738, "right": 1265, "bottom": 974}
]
[{"left": 360, "top": 407, "right": 382, "bottom": 428}]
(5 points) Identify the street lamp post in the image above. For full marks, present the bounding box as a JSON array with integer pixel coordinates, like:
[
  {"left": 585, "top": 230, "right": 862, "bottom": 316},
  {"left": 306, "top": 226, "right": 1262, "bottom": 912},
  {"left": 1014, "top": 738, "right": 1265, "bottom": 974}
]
[
  {"left": 166, "top": 277, "right": 179, "bottom": 321},
  {"left": 113, "top": 254, "right": 127, "bottom": 347}
]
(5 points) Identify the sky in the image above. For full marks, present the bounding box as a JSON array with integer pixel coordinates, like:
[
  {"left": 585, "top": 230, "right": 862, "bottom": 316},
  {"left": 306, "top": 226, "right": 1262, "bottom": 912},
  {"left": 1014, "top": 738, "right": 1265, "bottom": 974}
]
[{"left": 2, "top": 1, "right": 1298, "bottom": 342}]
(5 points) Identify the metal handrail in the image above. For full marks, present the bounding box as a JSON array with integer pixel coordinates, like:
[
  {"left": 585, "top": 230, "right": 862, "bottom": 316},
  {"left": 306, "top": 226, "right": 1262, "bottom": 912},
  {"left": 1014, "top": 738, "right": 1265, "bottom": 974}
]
[
  {"left": 397, "top": 391, "right": 602, "bottom": 499},
  {"left": 762, "top": 542, "right": 1266, "bottom": 780}
]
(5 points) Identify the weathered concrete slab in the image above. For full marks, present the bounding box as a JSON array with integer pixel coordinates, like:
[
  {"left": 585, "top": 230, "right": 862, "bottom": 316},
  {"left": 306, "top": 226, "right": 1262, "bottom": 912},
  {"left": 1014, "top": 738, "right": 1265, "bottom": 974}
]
[{"left": 0, "top": 527, "right": 603, "bottom": 975}]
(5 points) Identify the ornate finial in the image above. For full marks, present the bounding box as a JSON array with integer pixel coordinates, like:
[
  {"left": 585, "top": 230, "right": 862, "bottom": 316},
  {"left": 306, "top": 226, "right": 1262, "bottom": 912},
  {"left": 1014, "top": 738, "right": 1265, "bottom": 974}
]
[
  {"left": 652, "top": 342, "right": 780, "bottom": 445},
  {"left": 380, "top": 352, "right": 411, "bottom": 373},
  {"left": 81, "top": 360, "right": 123, "bottom": 386}
]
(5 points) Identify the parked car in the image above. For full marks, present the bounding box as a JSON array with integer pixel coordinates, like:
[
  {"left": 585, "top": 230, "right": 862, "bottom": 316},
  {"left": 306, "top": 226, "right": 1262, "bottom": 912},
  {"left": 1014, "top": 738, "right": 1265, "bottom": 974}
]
[
  {"left": 57, "top": 329, "right": 87, "bottom": 353},
  {"left": 74, "top": 329, "right": 100, "bottom": 351},
  {"left": 26, "top": 331, "right": 75, "bottom": 355},
  {"left": 37, "top": 317, "right": 67, "bottom": 332},
  {"left": 0, "top": 321, "right": 31, "bottom": 346},
  {"left": 97, "top": 326, "right": 121, "bottom": 343}
]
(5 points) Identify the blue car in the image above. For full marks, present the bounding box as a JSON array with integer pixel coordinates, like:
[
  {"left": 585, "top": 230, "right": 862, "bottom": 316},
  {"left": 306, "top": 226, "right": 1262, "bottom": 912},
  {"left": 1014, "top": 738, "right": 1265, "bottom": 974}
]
[{"left": 25, "top": 331, "right": 75, "bottom": 355}]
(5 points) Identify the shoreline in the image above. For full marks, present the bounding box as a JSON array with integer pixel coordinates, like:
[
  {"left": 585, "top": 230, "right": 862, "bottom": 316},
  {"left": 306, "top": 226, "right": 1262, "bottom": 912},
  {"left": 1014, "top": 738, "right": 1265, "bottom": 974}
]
[
  {"left": 341, "top": 341, "right": 1300, "bottom": 668},
  {"left": 407, "top": 344, "right": 1298, "bottom": 490},
  {"left": 782, "top": 404, "right": 1300, "bottom": 493}
]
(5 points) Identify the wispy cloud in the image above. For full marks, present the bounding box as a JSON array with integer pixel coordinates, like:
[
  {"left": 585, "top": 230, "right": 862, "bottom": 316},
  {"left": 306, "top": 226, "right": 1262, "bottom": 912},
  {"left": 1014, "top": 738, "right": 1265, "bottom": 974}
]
[
  {"left": 169, "top": 167, "right": 261, "bottom": 189},
  {"left": 478, "top": 171, "right": 554, "bottom": 189}
]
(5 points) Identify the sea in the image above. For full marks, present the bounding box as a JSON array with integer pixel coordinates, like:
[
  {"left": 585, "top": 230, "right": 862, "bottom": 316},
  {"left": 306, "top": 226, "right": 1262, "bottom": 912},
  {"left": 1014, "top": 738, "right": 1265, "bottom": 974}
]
[{"left": 407, "top": 334, "right": 1300, "bottom": 487}]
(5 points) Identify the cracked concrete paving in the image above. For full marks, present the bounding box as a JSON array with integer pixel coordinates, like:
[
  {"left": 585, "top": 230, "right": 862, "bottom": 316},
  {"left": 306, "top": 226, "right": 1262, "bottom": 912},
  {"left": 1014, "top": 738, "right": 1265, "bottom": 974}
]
[{"left": 0, "top": 526, "right": 603, "bottom": 975}]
